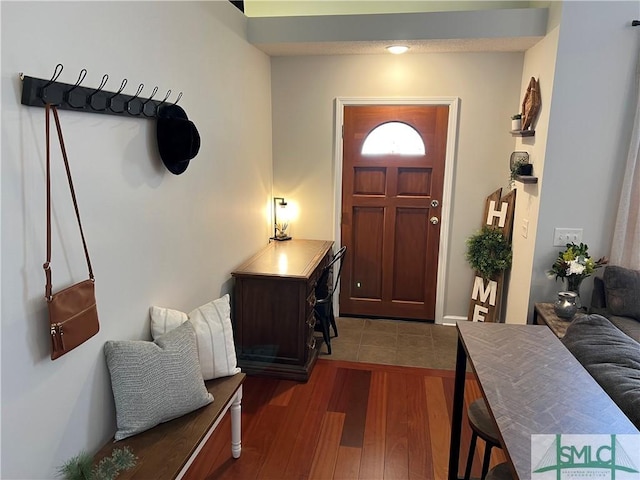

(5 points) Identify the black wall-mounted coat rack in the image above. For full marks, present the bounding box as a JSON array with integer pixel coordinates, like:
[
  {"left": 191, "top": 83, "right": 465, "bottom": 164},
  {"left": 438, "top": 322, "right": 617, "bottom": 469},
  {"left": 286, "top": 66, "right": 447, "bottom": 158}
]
[{"left": 20, "top": 64, "right": 182, "bottom": 119}]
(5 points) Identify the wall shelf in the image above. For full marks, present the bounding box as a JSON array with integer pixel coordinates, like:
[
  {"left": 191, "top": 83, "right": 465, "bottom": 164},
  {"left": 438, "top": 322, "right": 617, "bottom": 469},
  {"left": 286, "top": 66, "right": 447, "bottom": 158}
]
[
  {"left": 516, "top": 174, "right": 538, "bottom": 184},
  {"left": 510, "top": 129, "right": 535, "bottom": 137}
]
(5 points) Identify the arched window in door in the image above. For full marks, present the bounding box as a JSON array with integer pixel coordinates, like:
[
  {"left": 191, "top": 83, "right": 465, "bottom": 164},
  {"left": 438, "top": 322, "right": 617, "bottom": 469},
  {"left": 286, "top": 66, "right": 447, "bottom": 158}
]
[{"left": 361, "top": 121, "right": 426, "bottom": 155}]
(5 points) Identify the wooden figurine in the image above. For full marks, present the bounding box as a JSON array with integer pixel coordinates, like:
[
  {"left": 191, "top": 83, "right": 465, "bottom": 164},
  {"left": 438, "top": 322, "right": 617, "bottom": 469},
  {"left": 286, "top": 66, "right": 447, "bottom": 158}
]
[{"left": 521, "top": 77, "right": 541, "bottom": 131}]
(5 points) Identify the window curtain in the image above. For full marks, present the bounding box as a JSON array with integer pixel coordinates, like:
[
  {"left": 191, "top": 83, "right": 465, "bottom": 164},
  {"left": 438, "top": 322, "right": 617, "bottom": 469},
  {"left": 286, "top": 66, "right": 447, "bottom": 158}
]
[{"left": 610, "top": 55, "right": 640, "bottom": 269}]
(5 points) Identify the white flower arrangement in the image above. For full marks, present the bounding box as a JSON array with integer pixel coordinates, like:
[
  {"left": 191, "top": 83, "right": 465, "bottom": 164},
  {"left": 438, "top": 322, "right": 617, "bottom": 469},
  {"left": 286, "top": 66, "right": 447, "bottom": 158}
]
[{"left": 548, "top": 242, "right": 607, "bottom": 281}]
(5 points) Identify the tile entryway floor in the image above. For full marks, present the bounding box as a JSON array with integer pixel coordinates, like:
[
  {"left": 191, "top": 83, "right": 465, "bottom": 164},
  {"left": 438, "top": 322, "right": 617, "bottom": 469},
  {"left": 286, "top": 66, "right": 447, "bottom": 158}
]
[{"left": 318, "top": 317, "right": 459, "bottom": 370}]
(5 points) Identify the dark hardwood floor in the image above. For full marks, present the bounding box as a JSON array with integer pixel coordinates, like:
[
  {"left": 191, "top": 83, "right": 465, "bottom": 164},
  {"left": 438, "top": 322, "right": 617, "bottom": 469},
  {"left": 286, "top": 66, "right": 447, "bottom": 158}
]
[{"left": 184, "top": 359, "right": 505, "bottom": 480}]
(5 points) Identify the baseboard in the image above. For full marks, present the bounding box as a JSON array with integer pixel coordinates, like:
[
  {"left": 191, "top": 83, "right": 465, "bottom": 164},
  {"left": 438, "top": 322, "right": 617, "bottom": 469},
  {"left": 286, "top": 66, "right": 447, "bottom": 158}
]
[{"left": 442, "top": 315, "right": 467, "bottom": 326}]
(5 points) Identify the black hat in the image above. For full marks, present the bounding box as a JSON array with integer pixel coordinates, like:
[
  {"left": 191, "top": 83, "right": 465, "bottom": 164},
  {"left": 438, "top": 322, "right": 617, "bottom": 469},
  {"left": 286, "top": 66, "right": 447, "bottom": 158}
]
[{"left": 156, "top": 104, "right": 200, "bottom": 175}]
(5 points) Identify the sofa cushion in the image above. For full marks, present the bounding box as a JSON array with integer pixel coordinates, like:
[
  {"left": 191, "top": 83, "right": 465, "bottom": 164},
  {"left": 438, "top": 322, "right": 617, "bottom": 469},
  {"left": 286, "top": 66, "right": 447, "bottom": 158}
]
[
  {"left": 603, "top": 266, "right": 640, "bottom": 322},
  {"left": 562, "top": 314, "right": 640, "bottom": 429},
  {"left": 608, "top": 315, "right": 640, "bottom": 343}
]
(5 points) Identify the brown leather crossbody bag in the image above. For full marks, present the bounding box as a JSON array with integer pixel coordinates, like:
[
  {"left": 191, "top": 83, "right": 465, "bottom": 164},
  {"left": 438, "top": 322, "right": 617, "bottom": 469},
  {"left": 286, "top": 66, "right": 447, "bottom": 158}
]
[{"left": 44, "top": 104, "right": 99, "bottom": 360}]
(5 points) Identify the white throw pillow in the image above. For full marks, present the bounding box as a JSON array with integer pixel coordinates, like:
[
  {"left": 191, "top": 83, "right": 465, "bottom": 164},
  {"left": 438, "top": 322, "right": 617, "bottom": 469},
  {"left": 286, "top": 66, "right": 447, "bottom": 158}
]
[
  {"left": 150, "top": 294, "right": 240, "bottom": 380},
  {"left": 149, "top": 306, "right": 188, "bottom": 340}
]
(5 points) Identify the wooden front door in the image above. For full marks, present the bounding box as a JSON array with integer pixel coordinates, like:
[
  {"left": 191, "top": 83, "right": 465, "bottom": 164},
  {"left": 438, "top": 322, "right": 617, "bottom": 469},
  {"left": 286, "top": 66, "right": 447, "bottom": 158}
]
[{"left": 339, "top": 105, "right": 449, "bottom": 321}]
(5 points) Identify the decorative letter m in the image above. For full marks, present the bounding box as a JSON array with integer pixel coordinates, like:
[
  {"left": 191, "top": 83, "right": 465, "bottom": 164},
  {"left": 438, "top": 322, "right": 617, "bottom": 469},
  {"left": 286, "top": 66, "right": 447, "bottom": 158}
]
[{"left": 471, "top": 276, "right": 498, "bottom": 306}]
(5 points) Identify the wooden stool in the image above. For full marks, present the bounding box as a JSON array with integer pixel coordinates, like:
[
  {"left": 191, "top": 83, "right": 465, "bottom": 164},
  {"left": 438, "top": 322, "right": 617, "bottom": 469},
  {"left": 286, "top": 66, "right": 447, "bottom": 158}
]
[
  {"left": 464, "top": 398, "right": 502, "bottom": 480},
  {"left": 485, "top": 462, "right": 514, "bottom": 480}
]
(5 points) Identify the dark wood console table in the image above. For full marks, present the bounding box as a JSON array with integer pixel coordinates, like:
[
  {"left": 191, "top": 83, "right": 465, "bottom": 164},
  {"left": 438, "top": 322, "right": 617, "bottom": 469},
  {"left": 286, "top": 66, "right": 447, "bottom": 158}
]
[
  {"left": 232, "top": 239, "right": 333, "bottom": 382},
  {"left": 449, "top": 322, "right": 639, "bottom": 479}
]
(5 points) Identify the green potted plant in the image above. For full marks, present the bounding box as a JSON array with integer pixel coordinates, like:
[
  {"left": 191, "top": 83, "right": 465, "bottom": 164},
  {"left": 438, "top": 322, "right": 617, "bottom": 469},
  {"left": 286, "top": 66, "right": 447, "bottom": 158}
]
[
  {"left": 465, "top": 225, "right": 512, "bottom": 280},
  {"left": 509, "top": 158, "right": 533, "bottom": 187}
]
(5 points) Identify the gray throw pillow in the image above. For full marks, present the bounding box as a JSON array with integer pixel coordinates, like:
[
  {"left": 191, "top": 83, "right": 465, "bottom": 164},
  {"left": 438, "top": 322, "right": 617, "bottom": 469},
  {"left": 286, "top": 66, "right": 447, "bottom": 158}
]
[
  {"left": 104, "top": 321, "right": 213, "bottom": 441},
  {"left": 604, "top": 266, "right": 640, "bottom": 322}
]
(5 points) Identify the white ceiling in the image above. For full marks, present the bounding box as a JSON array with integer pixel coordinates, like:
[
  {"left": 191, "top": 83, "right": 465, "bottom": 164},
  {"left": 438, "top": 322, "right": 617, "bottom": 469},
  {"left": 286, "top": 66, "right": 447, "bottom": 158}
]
[
  {"left": 254, "top": 37, "right": 544, "bottom": 56},
  {"left": 246, "top": 7, "right": 549, "bottom": 56}
]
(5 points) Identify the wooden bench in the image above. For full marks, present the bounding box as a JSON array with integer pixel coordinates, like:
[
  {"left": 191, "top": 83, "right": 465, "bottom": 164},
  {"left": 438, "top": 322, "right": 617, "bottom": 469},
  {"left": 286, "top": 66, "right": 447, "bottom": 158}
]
[{"left": 94, "top": 373, "right": 245, "bottom": 479}]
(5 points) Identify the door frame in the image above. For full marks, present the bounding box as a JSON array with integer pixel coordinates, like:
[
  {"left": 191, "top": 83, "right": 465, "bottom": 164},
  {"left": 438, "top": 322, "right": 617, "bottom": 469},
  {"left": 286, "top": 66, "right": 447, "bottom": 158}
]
[{"left": 333, "top": 97, "right": 460, "bottom": 324}]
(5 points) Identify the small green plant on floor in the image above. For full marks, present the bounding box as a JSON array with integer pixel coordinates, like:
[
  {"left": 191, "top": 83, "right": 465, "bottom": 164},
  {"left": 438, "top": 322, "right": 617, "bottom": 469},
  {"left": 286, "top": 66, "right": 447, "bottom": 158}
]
[
  {"left": 465, "top": 225, "right": 512, "bottom": 280},
  {"left": 58, "top": 447, "right": 136, "bottom": 480}
]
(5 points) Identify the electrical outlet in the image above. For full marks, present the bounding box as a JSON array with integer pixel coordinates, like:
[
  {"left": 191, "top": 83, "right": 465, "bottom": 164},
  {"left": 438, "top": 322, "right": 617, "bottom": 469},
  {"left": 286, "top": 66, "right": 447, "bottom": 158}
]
[
  {"left": 521, "top": 219, "right": 529, "bottom": 239},
  {"left": 553, "top": 228, "right": 583, "bottom": 246}
]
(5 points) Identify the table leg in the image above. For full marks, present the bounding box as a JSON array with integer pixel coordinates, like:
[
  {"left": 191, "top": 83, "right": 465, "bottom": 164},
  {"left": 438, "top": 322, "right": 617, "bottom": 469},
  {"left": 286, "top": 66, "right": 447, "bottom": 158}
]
[{"left": 448, "top": 334, "right": 467, "bottom": 480}]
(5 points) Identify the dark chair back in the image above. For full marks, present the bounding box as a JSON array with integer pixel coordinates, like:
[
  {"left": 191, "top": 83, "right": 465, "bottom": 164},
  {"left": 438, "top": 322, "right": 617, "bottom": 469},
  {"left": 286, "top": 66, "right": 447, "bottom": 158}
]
[
  {"left": 313, "top": 245, "right": 347, "bottom": 355},
  {"left": 316, "top": 245, "right": 347, "bottom": 304}
]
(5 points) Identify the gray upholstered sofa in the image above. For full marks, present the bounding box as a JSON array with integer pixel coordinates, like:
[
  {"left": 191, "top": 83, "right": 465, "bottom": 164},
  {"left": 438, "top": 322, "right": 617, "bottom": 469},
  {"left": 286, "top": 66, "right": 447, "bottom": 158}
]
[
  {"left": 590, "top": 265, "right": 640, "bottom": 342},
  {"left": 562, "top": 266, "right": 640, "bottom": 429},
  {"left": 562, "top": 314, "right": 640, "bottom": 429}
]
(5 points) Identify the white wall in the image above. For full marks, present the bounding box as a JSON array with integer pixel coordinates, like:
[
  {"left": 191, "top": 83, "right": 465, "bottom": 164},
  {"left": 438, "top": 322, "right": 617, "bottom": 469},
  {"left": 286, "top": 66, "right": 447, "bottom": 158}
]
[
  {"left": 504, "top": 11, "right": 560, "bottom": 324},
  {"left": 1, "top": 2, "right": 272, "bottom": 478},
  {"left": 271, "top": 52, "right": 524, "bottom": 322},
  {"left": 530, "top": 1, "right": 639, "bottom": 313},
  {"left": 269, "top": 1, "right": 640, "bottom": 326}
]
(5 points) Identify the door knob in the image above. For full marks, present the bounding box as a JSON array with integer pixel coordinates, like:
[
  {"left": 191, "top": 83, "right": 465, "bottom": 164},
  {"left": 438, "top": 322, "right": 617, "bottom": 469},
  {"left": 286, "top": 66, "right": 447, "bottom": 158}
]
[{"left": 430, "top": 216, "right": 439, "bottom": 225}]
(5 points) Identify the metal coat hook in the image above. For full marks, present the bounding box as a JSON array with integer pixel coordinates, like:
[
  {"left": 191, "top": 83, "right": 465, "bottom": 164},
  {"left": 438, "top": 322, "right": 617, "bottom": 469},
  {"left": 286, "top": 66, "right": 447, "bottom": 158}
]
[
  {"left": 143, "top": 86, "right": 158, "bottom": 103},
  {"left": 87, "top": 74, "right": 109, "bottom": 111},
  {"left": 159, "top": 89, "right": 172, "bottom": 106},
  {"left": 173, "top": 92, "right": 183, "bottom": 105},
  {"left": 44, "top": 63, "right": 64, "bottom": 86},
  {"left": 148, "top": 89, "right": 172, "bottom": 117},
  {"left": 64, "top": 69, "right": 88, "bottom": 108},
  {"left": 126, "top": 83, "right": 145, "bottom": 116},
  {"left": 141, "top": 86, "right": 158, "bottom": 117},
  {"left": 141, "top": 86, "right": 158, "bottom": 106},
  {"left": 106, "top": 78, "right": 128, "bottom": 113},
  {"left": 40, "top": 64, "right": 64, "bottom": 105}
]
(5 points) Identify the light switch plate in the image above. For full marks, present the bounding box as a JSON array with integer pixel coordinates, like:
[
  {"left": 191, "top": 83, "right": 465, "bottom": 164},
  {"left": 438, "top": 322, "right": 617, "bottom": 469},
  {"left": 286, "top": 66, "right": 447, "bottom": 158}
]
[{"left": 553, "top": 228, "right": 583, "bottom": 246}]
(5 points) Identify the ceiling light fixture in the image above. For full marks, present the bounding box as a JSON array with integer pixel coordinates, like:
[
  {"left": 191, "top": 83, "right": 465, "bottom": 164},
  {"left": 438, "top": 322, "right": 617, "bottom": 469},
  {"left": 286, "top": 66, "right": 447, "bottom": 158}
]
[{"left": 386, "top": 45, "right": 409, "bottom": 55}]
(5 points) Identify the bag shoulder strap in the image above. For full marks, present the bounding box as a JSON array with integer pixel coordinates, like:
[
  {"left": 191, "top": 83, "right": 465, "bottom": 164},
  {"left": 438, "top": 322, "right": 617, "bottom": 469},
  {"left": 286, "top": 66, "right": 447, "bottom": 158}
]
[{"left": 44, "top": 104, "right": 94, "bottom": 300}]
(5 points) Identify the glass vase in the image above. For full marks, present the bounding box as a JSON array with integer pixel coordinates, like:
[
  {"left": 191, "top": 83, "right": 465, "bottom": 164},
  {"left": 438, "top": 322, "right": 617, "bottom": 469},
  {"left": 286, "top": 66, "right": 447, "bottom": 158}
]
[{"left": 564, "top": 276, "right": 584, "bottom": 309}]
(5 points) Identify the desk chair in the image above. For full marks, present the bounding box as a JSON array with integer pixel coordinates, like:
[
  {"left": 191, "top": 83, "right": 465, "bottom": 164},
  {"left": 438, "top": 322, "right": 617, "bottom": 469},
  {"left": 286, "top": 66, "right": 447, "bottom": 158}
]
[
  {"left": 464, "top": 398, "right": 502, "bottom": 480},
  {"left": 314, "top": 246, "right": 347, "bottom": 354}
]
